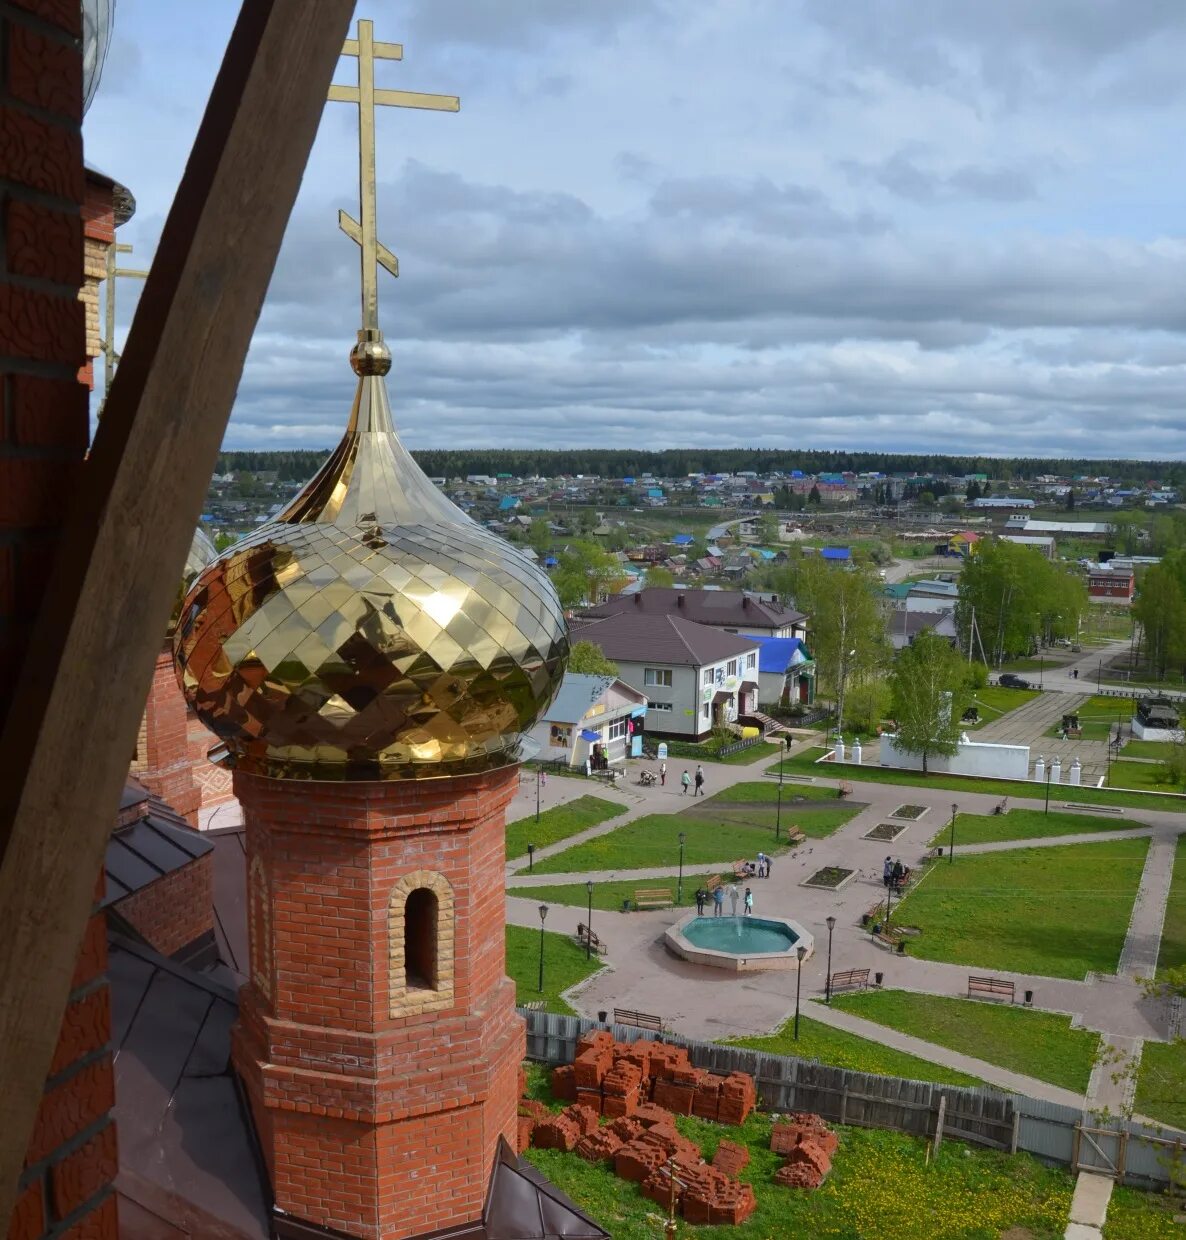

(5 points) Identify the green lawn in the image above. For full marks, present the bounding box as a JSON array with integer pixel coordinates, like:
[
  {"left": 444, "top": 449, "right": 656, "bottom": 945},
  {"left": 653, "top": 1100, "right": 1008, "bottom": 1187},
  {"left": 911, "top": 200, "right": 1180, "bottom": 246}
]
[
  {"left": 1104, "top": 1186, "right": 1185, "bottom": 1240},
  {"left": 1134, "top": 1041, "right": 1186, "bottom": 1132},
  {"left": 514, "top": 873, "right": 724, "bottom": 914},
  {"left": 702, "top": 780, "right": 844, "bottom": 804},
  {"left": 895, "top": 837, "right": 1149, "bottom": 979},
  {"left": 929, "top": 808, "right": 1149, "bottom": 847},
  {"left": 724, "top": 1014, "right": 983, "bottom": 1088},
  {"left": 767, "top": 747, "right": 1186, "bottom": 813},
  {"left": 1122, "top": 739, "right": 1175, "bottom": 760},
  {"left": 689, "top": 785, "right": 862, "bottom": 840},
  {"left": 999, "top": 657, "right": 1064, "bottom": 673},
  {"left": 1108, "top": 759, "right": 1186, "bottom": 793},
  {"left": 968, "top": 686, "right": 1040, "bottom": 727},
  {"left": 522, "top": 1067, "right": 1073, "bottom": 1240},
  {"left": 1044, "top": 696, "right": 1130, "bottom": 741},
  {"left": 1157, "top": 836, "right": 1186, "bottom": 980},
  {"left": 505, "top": 795, "right": 626, "bottom": 862},
  {"left": 658, "top": 739, "right": 782, "bottom": 766},
  {"left": 527, "top": 811, "right": 802, "bottom": 875},
  {"left": 504, "top": 924, "right": 603, "bottom": 1015},
  {"left": 828, "top": 989, "right": 1100, "bottom": 1093}
]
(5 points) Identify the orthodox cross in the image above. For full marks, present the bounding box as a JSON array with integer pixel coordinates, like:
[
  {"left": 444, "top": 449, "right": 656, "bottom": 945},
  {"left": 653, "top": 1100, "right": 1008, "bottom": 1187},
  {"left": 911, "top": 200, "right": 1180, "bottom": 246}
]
[
  {"left": 100, "top": 241, "right": 149, "bottom": 392},
  {"left": 328, "top": 18, "right": 459, "bottom": 331}
]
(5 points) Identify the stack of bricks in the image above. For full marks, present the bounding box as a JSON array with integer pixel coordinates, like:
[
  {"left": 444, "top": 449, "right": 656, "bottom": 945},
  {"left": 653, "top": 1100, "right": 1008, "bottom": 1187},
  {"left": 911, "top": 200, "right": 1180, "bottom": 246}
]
[
  {"left": 521, "top": 1034, "right": 763, "bottom": 1228},
  {"left": 770, "top": 1113, "right": 838, "bottom": 1189},
  {"left": 551, "top": 1031, "right": 757, "bottom": 1126}
]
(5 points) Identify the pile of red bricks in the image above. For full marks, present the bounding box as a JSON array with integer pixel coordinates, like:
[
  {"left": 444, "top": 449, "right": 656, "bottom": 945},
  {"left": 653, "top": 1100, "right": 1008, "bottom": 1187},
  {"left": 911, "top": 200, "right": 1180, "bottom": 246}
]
[
  {"left": 518, "top": 1033, "right": 760, "bottom": 1226},
  {"left": 770, "top": 1112, "right": 838, "bottom": 1189},
  {"left": 551, "top": 1030, "right": 757, "bottom": 1125}
]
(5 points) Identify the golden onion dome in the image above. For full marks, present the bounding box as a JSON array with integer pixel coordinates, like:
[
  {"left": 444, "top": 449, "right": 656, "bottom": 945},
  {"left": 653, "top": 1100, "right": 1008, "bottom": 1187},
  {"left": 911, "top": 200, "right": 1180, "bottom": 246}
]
[
  {"left": 172, "top": 330, "right": 569, "bottom": 781},
  {"left": 168, "top": 525, "right": 218, "bottom": 636}
]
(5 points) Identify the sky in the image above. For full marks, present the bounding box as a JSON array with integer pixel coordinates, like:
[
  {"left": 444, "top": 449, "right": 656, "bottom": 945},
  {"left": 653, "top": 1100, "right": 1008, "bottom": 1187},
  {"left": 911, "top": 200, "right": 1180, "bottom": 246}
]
[{"left": 84, "top": 1, "right": 1186, "bottom": 459}]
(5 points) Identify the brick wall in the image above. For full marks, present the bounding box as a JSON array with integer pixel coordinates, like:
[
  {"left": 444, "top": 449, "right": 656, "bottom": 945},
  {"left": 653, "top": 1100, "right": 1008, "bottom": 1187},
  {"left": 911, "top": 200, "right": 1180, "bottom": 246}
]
[
  {"left": 128, "top": 648, "right": 202, "bottom": 825},
  {"left": 113, "top": 852, "right": 212, "bottom": 961},
  {"left": 232, "top": 767, "right": 524, "bottom": 1240},
  {"left": 1, "top": 2, "right": 118, "bottom": 1238}
]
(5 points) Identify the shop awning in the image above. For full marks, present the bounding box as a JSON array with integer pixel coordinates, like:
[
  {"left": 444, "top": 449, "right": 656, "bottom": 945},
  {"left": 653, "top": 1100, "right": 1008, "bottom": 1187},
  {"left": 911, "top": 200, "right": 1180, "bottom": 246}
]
[
  {"left": 739, "top": 680, "right": 759, "bottom": 693},
  {"left": 579, "top": 728, "right": 601, "bottom": 741},
  {"left": 712, "top": 690, "right": 731, "bottom": 704},
  {"left": 630, "top": 705, "right": 647, "bottom": 718}
]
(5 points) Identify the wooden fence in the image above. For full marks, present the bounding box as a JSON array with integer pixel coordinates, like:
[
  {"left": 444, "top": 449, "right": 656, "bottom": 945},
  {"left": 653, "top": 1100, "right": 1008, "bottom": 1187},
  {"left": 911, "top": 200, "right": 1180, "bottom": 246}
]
[{"left": 519, "top": 1009, "right": 1178, "bottom": 1187}]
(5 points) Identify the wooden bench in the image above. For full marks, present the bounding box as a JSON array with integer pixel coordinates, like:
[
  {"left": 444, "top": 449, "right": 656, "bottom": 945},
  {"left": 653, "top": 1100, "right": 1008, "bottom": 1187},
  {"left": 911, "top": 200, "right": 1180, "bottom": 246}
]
[
  {"left": 613, "top": 1008, "right": 663, "bottom": 1033},
  {"left": 703, "top": 874, "right": 723, "bottom": 894},
  {"left": 575, "top": 922, "right": 608, "bottom": 954},
  {"left": 785, "top": 828, "right": 806, "bottom": 846},
  {"left": 829, "top": 968, "right": 870, "bottom": 993},
  {"left": 968, "top": 975, "right": 1015, "bottom": 1003},
  {"left": 633, "top": 887, "right": 673, "bottom": 910},
  {"left": 522, "top": 1000, "right": 546, "bottom": 1011},
  {"left": 733, "top": 860, "right": 755, "bottom": 880}
]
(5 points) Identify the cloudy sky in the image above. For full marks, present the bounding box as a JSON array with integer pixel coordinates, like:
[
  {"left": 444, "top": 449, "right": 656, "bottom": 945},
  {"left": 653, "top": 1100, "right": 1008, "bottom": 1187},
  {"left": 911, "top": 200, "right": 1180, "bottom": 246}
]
[{"left": 84, "top": 1, "right": 1186, "bottom": 458}]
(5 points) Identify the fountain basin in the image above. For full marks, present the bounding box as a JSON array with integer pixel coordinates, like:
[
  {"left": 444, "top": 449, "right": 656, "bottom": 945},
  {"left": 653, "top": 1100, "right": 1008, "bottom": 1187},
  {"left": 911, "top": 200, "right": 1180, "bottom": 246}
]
[{"left": 663, "top": 912, "right": 814, "bottom": 972}]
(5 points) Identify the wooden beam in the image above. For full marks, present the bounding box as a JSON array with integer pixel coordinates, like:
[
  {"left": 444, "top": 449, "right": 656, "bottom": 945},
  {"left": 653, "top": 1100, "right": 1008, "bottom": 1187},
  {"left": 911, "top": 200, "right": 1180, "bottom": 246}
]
[{"left": 0, "top": 0, "right": 354, "bottom": 1224}]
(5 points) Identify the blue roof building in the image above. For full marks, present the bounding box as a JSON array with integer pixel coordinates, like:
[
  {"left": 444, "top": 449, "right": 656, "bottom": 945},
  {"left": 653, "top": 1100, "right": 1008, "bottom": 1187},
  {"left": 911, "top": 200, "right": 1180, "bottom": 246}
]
[
  {"left": 672, "top": 533, "right": 694, "bottom": 546},
  {"left": 740, "top": 634, "right": 815, "bottom": 707},
  {"left": 820, "top": 546, "right": 851, "bottom": 562}
]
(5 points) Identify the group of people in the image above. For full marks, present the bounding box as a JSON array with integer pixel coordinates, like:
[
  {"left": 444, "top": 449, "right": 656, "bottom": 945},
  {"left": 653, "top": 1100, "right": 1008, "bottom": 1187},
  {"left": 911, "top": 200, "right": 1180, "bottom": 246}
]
[
  {"left": 882, "top": 855, "right": 908, "bottom": 892},
  {"left": 738, "top": 852, "right": 772, "bottom": 878},
  {"left": 695, "top": 883, "right": 755, "bottom": 917}
]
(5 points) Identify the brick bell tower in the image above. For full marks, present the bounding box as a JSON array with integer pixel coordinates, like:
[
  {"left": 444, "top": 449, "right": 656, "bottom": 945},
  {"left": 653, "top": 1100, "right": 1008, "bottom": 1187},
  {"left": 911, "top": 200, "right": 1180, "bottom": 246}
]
[{"left": 172, "top": 27, "right": 569, "bottom": 1236}]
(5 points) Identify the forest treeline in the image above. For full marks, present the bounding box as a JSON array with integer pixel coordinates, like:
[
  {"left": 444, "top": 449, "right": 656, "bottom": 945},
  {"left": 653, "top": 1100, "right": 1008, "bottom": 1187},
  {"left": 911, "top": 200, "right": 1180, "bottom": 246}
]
[{"left": 215, "top": 448, "right": 1184, "bottom": 485}]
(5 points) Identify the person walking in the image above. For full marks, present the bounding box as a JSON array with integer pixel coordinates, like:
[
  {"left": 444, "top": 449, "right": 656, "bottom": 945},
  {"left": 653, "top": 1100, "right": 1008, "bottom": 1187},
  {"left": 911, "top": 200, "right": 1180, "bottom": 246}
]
[
  {"left": 744, "top": 887, "right": 754, "bottom": 916},
  {"left": 660, "top": 761, "right": 667, "bottom": 786},
  {"left": 728, "top": 884, "right": 740, "bottom": 917},
  {"left": 694, "top": 764, "right": 705, "bottom": 797},
  {"left": 763, "top": 853, "right": 773, "bottom": 879},
  {"left": 681, "top": 769, "right": 691, "bottom": 795},
  {"left": 695, "top": 886, "right": 708, "bottom": 915},
  {"left": 882, "top": 856, "right": 893, "bottom": 890},
  {"left": 1073, "top": 668, "right": 1079, "bottom": 680},
  {"left": 712, "top": 885, "right": 725, "bottom": 917},
  {"left": 891, "top": 858, "right": 905, "bottom": 891}
]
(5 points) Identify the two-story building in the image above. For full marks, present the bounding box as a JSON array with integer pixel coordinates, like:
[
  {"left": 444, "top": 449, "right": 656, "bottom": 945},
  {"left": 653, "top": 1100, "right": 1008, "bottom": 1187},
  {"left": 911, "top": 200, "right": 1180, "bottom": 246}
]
[
  {"left": 580, "top": 586, "right": 806, "bottom": 640},
  {"left": 1087, "top": 564, "right": 1135, "bottom": 602},
  {"left": 529, "top": 672, "right": 648, "bottom": 769},
  {"left": 573, "top": 612, "right": 761, "bottom": 738}
]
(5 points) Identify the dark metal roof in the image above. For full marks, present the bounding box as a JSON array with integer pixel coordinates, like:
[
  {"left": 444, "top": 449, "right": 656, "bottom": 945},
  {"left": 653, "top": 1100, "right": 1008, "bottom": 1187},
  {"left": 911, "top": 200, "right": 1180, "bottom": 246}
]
[
  {"left": 580, "top": 586, "right": 804, "bottom": 632},
  {"left": 108, "top": 935, "right": 269, "bottom": 1237},
  {"left": 104, "top": 801, "right": 213, "bottom": 906},
  {"left": 576, "top": 612, "right": 759, "bottom": 668}
]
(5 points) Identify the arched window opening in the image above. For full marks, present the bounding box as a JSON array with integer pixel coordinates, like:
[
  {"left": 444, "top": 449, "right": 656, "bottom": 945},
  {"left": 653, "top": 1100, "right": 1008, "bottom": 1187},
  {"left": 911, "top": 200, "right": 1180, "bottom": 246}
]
[{"left": 404, "top": 887, "right": 439, "bottom": 991}]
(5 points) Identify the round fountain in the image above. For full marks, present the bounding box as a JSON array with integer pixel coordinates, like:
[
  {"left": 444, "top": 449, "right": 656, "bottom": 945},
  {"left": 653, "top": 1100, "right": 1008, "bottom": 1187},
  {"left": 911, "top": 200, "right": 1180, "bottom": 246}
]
[{"left": 664, "top": 912, "right": 814, "bottom": 972}]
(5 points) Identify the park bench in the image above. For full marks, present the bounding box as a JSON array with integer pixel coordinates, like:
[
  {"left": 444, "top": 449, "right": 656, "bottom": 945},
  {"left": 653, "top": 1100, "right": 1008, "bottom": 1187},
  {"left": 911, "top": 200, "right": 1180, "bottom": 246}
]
[
  {"left": 829, "top": 968, "right": 870, "bottom": 993},
  {"left": 522, "top": 1000, "right": 546, "bottom": 1011},
  {"left": 703, "top": 875, "right": 723, "bottom": 894},
  {"left": 732, "top": 860, "right": 754, "bottom": 880},
  {"left": 785, "top": 827, "right": 807, "bottom": 845},
  {"left": 968, "top": 975, "right": 1015, "bottom": 1004},
  {"left": 613, "top": 1008, "right": 664, "bottom": 1033},
  {"left": 633, "top": 887, "right": 673, "bottom": 911},
  {"left": 1063, "top": 802, "right": 1125, "bottom": 816},
  {"left": 575, "top": 922, "right": 608, "bottom": 954}
]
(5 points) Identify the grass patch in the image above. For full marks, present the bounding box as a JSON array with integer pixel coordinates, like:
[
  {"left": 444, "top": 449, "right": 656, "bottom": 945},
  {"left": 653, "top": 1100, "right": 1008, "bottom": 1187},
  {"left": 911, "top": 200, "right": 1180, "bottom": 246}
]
[
  {"left": 828, "top": 989, "right": 1100, "bottom": 1093},
  {"left": 524, "top": 1085, "right": 1073, "bottom": 1239},
  {"left": 767, "top": 746, "right": 1186, "bottom": 813},
  {"left": 1122, "top": 739, "right": 1176, "bottom": 760},
  {"left": 1103, "top": 1186, "right": 1185, "bottom": 1240},
  {"left": 929, "top": 808, "right": 1149, "bottom": 847},
  {"left": 506, "top": 794, "right": 626, "bottom": 862},
  {"left": 1134, "top": 1040, "right": 1186, "bottom": 1132},
  {"left": 724, "top": 1015, "right": 983, "bottom": 1086},
  {"left": 528, "top": 811, "right": 796, "bottom": 875},
  {"left": 967, "top": 685, "right": 1040, "bottom": 725},
  {"left": 1157, "top": 836, "right": 1186, "bottom": 980},
  {"left": 505, "top": 924, "right": 603, "bottom": 1015},
  {"left": 514, "top": 873, "right": 723, "bottom": 914},
  {"left": 1108, "top": 759, "right": 1186, "bottom": 793},
  {"left": 702, "top": 780, "right": 842, "bottom": 804},
  {"left": 659, "top": 738, "right": 782, "bottom": 766},
  {"left": 896, "top": 837, "right": 1149, "bottom": 979}
]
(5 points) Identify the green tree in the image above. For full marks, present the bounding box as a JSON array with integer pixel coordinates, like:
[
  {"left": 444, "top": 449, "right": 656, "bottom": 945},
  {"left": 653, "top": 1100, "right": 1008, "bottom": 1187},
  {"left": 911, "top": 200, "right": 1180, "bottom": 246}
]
[
  {"left": 755, "top": 512, "right": 779, "bottom": 545},
  {"left": 889, "top": 630, "right": 970, "bottom": 774},
  {"left": 795, "top": 559, "right": 889, "bottom": 734},
  {"left": 1132, "top": 556, "right": 1186, "bottom": 679},
  {"left": 646, "top": 565, "right": 675, "bottom": 588},
  {"left": 551, "top": 540, "right": 623, "bottom": 609},
  {"left": 807, "top": 484, "right": 821, "bottom": 506},
  {"left": 566, "top": 640, "right": 619, "bottom": 677},
  {"left": 1065, "top": 487, "right": 1076, "bottom": 511}
]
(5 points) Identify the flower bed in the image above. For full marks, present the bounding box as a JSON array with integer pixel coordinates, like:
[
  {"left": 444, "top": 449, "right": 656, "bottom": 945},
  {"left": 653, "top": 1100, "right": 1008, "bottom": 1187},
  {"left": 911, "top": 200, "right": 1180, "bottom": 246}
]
[
  {"left": 890, "top": 804, "right": 929, "bottom": 820},
  {"left": 801, "top": 867, "right": 856, "bottom": 890},
  {"left": 864, "top": 822, "right": 909, "bottom": 842}
]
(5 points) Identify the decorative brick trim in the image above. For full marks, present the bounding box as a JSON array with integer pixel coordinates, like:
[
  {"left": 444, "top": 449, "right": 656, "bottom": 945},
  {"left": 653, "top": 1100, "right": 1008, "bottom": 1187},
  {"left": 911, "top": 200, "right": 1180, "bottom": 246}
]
[
  {"left": 249, "top": 854, "right": 273, "bottom": 1001},
  {"left": 387, "top": 870, "right": 454, "bottom": 1018}
]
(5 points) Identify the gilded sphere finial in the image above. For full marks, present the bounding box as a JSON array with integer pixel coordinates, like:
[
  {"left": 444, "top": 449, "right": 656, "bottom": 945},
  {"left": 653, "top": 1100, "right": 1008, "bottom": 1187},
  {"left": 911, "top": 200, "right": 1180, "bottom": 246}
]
[
  {"left": 173, "top": 357, "right": 569, "bottom": 782},
  {"left": 350, "top": 328, "right": 392, "bottom": 376}
]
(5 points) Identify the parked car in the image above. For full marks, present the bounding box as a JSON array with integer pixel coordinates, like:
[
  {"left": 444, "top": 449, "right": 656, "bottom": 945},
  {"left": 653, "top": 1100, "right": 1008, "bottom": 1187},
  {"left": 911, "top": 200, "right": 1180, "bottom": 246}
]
[{"left": 998, "top": 673, "right": 1031, "bottom": 689}]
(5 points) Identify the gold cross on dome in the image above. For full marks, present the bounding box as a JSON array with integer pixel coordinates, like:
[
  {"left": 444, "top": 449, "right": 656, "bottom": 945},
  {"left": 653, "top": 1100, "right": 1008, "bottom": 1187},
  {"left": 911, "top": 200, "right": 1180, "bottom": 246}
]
[{"left": 328, "top": 18, "right": 459, "bottom": 332}]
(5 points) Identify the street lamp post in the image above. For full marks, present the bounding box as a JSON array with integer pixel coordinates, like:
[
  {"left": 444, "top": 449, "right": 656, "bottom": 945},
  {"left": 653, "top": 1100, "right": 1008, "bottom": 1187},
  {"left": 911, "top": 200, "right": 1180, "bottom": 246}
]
[
  {"left": 1097, "top": 659, "right": 1103, "bottom": 691},
  {"left": 585, "top": 881, "right": 594, "bottom": 961},
  {"left": 835, "top": 646, "right": 857, "bottom": 743},
  {"left": 1044, "top": 764, "right": 1052, "bottom": 815},
  {"left": 793, "top": 945, "right": 808, "bottom": 1039},
  {"left": 537, "top": 904, "right": 548, "bottom": 993},
  {"left": 948, "top": 803, "right": 957, "bottom": 864},
  {"left": 527, "top": 843, "right": 535, "bottom": 873},
  {"left": 885, "top": 875, "right": 894, "bottom": 931},
  {"left": 536, "top": 770, "right": 542, "bottom": 823},
  {"left": 677, "top": 832, "right": 686, "bottom": 904},
  {"left": 775, "top": 737, "right": 785, "bottom": 842},
  {"left": 824, "top": 915, "right": 836, "bottom": 1004}
]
